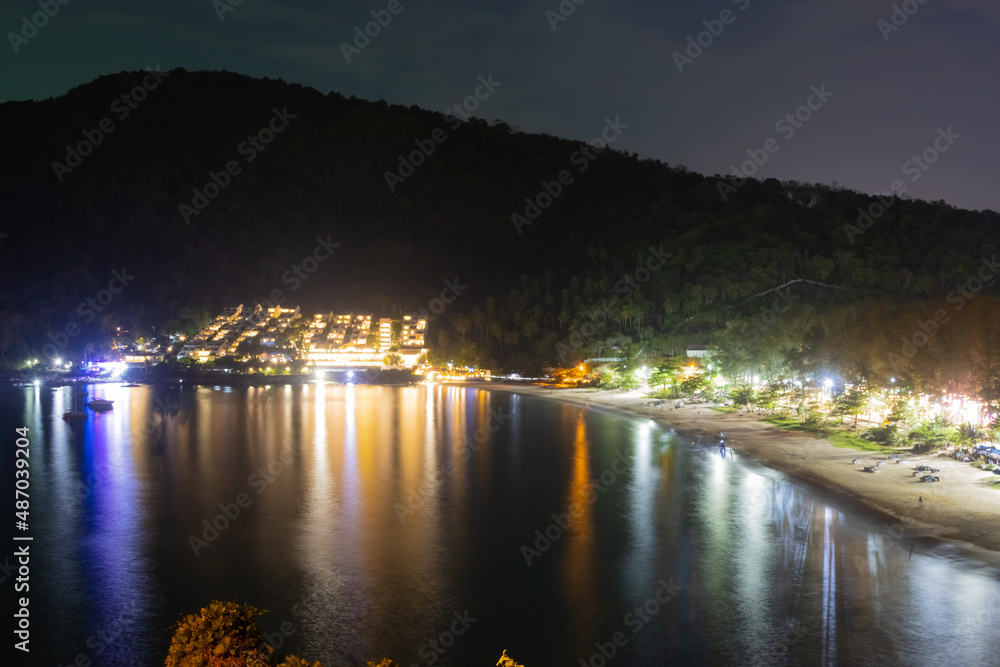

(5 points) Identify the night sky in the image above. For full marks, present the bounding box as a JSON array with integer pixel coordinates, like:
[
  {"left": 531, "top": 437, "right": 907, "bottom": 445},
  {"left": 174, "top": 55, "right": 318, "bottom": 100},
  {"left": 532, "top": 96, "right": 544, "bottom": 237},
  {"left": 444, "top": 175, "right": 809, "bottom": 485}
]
[{"left": 2, "top": 0, "right": 997, "bottom": 211}]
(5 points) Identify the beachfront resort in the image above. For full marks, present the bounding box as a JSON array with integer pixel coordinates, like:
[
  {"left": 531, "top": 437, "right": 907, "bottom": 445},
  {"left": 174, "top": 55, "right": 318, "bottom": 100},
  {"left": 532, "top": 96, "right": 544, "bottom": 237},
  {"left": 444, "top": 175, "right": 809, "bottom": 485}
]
[{"left": 177, "top": 304, "right": 427, "bottom": 368}]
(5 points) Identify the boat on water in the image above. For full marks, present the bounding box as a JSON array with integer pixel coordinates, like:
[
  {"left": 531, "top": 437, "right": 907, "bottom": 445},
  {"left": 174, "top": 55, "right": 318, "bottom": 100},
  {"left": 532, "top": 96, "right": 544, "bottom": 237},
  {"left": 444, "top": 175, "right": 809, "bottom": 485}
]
[
  {"left": 63, "top": 383, "right": 86, "bottom": 421},
  {"left": 87, "top": 398, "right": 115, "bottom": 411}
]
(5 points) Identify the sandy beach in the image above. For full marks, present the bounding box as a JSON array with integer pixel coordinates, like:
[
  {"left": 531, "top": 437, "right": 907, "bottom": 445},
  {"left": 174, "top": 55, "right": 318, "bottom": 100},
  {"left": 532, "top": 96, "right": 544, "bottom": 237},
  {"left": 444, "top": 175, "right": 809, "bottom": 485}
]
[{"left": 486, "top": 383, "right": 1000, "bottom": 558}]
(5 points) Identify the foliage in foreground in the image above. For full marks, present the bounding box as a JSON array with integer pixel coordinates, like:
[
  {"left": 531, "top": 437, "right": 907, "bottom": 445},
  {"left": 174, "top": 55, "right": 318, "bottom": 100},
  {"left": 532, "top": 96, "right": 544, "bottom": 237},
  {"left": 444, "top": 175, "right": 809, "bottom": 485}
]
[
  {"left": 165, "top": 601, "right": 527, "bottom": 666},
  {"left": 164, "top": 600, "right": 321, "bottom": 667},
  {"left": 163, "top": 600, "right": 267, "bottom": 666},
  {"left": 497, "top": 649, "right": 526, "bottom": 666}
]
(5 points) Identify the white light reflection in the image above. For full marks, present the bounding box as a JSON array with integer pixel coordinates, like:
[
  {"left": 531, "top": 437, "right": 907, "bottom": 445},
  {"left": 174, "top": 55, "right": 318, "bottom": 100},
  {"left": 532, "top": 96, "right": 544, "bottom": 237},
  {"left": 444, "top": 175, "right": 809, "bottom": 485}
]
[
  {"left": 624, "top": 420, "right": 657, "bottom": 597},
  {"left": 821, "top": 506, "right": 838, "bottom": 665},
  {"left": 731, "top": 467, "right": 775, "bottom": 655},
  {"left": 342, "top": 382, "right": 359, "bottom": 504}
]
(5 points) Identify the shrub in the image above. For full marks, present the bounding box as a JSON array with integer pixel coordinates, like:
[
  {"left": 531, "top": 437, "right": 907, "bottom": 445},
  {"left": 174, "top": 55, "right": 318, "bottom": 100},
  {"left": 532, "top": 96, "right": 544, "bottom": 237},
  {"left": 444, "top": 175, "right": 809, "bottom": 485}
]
[
  {"left": 861, "top": 425, "right": 899, "bottom": 446},
  {"left": 275, "top": 658, "right": 323, "bottom": 667},
  {"left": 729, "top": 386, "right": 756, "bottom": 410},
  {"left": 908, "top": 416, "right": 954, "bottom": 453},
  {"left": 164, "top": 600, "right": 272, "bottom": 667},
  {"left": 802, "top": 412, "right": 825, "bottom": 427},
  {"left": 165, "top": 601, "right": 327, "bottom": 667},
  {"left": 497, "top": 650, "right": 526, "bottom": 667}
]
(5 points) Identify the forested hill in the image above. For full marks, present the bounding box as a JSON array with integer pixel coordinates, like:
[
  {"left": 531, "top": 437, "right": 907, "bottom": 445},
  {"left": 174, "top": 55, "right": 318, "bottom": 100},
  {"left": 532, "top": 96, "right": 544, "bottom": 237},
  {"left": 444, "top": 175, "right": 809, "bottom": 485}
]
[{"left": 0, "top": 68, "right": 997, "bottom": 370}]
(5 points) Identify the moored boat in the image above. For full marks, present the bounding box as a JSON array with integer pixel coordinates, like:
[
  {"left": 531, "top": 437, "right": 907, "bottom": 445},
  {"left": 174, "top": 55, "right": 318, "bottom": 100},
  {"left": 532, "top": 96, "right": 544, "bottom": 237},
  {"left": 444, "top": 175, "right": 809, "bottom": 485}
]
[{"left": 63, "top": 382, "right": 87, "bottom": 421}]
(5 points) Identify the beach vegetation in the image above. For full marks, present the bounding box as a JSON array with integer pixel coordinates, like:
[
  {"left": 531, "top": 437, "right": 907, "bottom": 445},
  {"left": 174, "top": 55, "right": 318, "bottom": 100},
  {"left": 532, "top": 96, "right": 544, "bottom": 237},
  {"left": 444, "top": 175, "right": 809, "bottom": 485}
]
[
  {"left": 908, "top": 416, "right": 954, "bottom": 453},
  {"left": 163, "top": 600, "right": 521, "bottom": 666},
  {"left": 861, "top": 424, "right": 900, "bottom": 447}
]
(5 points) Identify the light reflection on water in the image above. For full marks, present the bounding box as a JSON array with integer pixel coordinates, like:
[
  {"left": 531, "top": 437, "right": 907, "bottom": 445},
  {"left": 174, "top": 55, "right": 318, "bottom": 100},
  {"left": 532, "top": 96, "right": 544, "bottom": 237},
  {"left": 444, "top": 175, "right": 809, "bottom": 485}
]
[{"left": 3, "top": 383, "right": 1000, "bottom": 666}]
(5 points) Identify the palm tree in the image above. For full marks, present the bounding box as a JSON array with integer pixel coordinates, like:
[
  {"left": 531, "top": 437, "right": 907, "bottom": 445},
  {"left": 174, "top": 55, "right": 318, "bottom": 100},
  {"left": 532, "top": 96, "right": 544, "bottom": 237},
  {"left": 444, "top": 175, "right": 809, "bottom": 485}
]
[{"left": 453, "top": 314, "right": 471, "bottom": 339}]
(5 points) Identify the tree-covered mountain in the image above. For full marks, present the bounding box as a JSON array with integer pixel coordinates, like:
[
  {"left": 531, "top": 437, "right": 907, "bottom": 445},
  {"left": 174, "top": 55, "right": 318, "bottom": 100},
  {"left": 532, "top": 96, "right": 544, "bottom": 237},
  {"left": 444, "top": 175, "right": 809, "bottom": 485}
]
[{"left": 1, "top": 69, "right": 998, "bottom": 386}]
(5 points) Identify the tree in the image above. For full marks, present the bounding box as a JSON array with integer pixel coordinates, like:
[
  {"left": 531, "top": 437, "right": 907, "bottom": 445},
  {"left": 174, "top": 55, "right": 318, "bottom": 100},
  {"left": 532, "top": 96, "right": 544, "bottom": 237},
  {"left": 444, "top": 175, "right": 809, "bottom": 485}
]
[
  {"left": 833, "top": 387, "right": 867, "bottom": 426},
  {"left": 165, "top": 600, "right": 326, "bottom": 667},
  {"left": 383, "top": 353, "right": 403, "bottom": 367},
  {"left": 730, "top": 386, "right": 757, "bottom": 411},
  {"left": 164, "top": 600, "right": 272, "bottom": 667},
  {"left": 277, "top": 658, "right": 323, "bottom": 667},
  {"left": 680, "top": 373, "right": 709, "bottom": 398},
  {"left": 757, "top": 381, "right": 787, "bottom": 413},
  {"left": 390, "top": 320, "right": 402, "bottom": 346},
  {"left": 908, "top": 416, "right": 955, "bottom": 453},
  {"left": 496, "top": 650, "right": 526, "bottom": 667},
  {"left": 650, "top": 357, "right": 684, "bottom": 390}
]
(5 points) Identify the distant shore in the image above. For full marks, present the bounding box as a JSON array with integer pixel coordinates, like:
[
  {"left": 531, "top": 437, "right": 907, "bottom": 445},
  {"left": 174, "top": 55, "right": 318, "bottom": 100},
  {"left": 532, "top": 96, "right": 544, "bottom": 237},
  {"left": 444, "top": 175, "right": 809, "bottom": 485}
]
[
  {"left": 4, "top": 368, "right": 420, "bottom": 387},
  {"left": 485, "top": 383, "right": 1000, "bottom": 559}
]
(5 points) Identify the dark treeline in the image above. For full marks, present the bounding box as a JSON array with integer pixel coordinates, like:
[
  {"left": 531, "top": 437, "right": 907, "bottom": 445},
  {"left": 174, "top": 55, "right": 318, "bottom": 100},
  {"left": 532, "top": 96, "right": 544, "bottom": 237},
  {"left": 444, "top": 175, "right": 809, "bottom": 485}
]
[{"left": 0, "top": 69, "right": 997, "bottom": 388}]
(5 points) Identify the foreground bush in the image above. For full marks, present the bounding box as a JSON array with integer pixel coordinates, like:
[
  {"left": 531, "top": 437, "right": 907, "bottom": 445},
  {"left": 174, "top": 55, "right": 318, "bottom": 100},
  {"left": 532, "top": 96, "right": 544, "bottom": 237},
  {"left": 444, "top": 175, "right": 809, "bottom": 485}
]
[
  {"left": 861, "top": 425, "right": 899, "bottom": 446},
  {"left": 166, "top": 601, "right": 526, "bottom": 666},
  {"left": 165, "top": 600, "right": 322, "bottom": 667},
  {"left": 497, "top": 650, "right": 525, "bottom": 666}
]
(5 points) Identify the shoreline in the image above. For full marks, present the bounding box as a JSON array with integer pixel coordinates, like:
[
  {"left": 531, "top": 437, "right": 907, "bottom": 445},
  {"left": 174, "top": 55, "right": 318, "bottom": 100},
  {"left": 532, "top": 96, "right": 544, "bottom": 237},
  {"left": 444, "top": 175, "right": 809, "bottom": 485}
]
[
  {"left": 4, "top": 370, "right": 419, "bottom": 388},
  {"left": 483, "top": 383, "right": 1000, "bottom": 561}
]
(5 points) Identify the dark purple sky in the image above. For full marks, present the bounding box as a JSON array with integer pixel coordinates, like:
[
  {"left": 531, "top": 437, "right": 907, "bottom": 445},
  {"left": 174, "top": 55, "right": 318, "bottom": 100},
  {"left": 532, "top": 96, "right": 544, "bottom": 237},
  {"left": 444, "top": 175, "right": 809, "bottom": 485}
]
[{"left": 2, "top": 0, "right": 997, "bottom": 211}]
